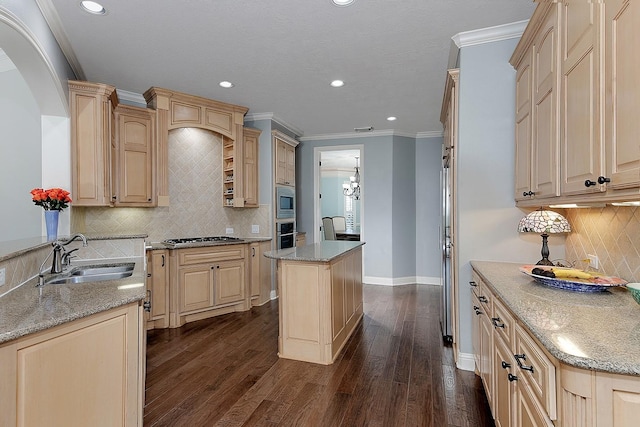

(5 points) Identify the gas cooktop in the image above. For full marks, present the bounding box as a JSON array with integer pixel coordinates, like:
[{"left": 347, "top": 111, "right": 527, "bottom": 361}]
[{"left": 162, "top": 236, "right": 244, "bottom": 248}]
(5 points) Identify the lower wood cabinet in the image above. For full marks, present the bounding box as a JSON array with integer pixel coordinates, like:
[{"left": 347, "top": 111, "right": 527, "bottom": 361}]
[
  {"left": 171, "top": 245, "right": 249, "bottom": 327},
  {"left": 0, "top": 303, "right": 144, "bottom": 426},
  {"left": 472, "top": 267, "right": 640, "bottom": 427},
  {"left": 146, "top": 249, "right": 169, "bottom": 329},
  {"left": 250, "top": 240, "right": 273, "bottom": 306}
]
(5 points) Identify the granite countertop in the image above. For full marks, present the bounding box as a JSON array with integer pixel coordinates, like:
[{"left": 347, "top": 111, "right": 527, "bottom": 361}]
[
  {"left": 146, "top": 237, "right": 272, "bottom": 251},
  {"left": 0, "top": 258, "right": 146, "bottom": 345},
  {"left": 471, "top": 261, "right": 640, "bottom": 376},
  {"left": 265, "top": 240, "right": 365, "bottom": 262}
]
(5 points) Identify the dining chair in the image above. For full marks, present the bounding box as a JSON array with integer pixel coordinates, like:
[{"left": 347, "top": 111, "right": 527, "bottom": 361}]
[
  {"left": 322, "top": 217, "right": 336, "bottom": 240},
  {"left": 331, "top": 216, "right": 346, "bottom": 232}
]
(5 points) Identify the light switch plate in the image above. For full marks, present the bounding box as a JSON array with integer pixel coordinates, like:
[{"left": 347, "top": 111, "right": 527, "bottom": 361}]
[
  {"left": 251, "top": 225, "right": 260, "bottom": 234},
  {"left": 226, "top": 227, "right": 234, "bottom": 234},
  {"left": 588, "top": 254, "right": 599, "bottom": 269}
]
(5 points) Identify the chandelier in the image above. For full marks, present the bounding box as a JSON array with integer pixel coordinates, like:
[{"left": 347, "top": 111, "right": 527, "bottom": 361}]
[{"left": 343, "top": 157, "right": 361, "bottom": 200}]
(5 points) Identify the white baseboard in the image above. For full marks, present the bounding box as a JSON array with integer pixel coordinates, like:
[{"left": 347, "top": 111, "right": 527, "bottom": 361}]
[
  {"left": 456, "top": 351, "right": 475, "bottom": 372},
  {"left": 363, "top": 275, "right": 441, "bottom": 286},
  {"left": 270, "top": 290, "right": 277, "bottom": 300}
]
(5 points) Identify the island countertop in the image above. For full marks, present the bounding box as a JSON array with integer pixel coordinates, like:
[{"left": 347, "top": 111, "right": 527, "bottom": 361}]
[
  {"left": 471, "top": 260, "right": 640, "bottom": 376},
  {"left": 265, "top": 240, "right": 365, "bottom": 262}
]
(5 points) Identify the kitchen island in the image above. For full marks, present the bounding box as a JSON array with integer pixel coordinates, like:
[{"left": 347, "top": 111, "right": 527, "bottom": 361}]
[{"left": 265, "top": 240, "right": 365, "bottom": 365}]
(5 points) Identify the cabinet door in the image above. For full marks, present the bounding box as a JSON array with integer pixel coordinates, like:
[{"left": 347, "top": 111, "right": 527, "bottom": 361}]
[
  {"left": 479, "top": 303, "right": 494, "bottom": 410},
  {"left": 331, "top": 257, "right": 346, "bottom": 340},
  {"left": 515, "top": 49, "right": 534, "bottom": 201},
  {"left": 531, "top": 4, "right": 561, "bottom": 199},
  {"left": 148, "top": 250, "right": 169, "bottom": 326},
  {"left": 250, "top": 243, "right": 260, "bottom": 298},
  {"left": 471, "top": 290, "right": 482, "bottom": 373},
  {"left": 515, "top": 381, "right": 554, "bottom": 427},
  {"left": 113, "top": 105, "right": 155, "bottom": 206},
  {"left": 285, "top": 144, "right": 296, "bottom": 186},
  {"left": 69, "top": 81, "right": 115, "bottom": 206},
  {"left": 596, "top": 371, "right": 640, "bottom": 427},
  {"left": 179, "top": 265, "right": 214, "bottom": 313},
  {"left": 243, "top": 128, "right": 260, "bottom": 207},
  {"left": 605, "top": 0, "right": 640, "bottom": 193},
  {"left": 494, "top": 335, "right": 515, "bottom": 427},
  {"left": 275, "top": 140, "right": 289, "bottom": 185},
  {"left": 560, "top": 0, "right": 605, "bottom": 196},
  {"left": 214, "top": 260, "right": 246, "bottom": 305}
]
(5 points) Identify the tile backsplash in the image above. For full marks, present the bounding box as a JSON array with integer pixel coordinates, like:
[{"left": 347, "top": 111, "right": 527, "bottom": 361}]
[
  {"left": 565, "top": 206, "right": 640, "bottom": 282},
  {"left": 73, "top": 128, "right": 272, "bottom": 242}
]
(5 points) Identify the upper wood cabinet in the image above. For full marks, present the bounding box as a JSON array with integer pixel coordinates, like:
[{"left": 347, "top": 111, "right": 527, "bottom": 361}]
[
  {"left": 273, "top": 130, "right": 298, "bottom": 187},
  {"left": 143, "top": 87, "right": 251, "bottom": 207},
  {"left": 512, "top": 0, "right": 640, "bottom": 206},
  {"left": 243, "top": 127, "right": 261, "bottom": 207},
  {"left": 69, "top": 80, "right": 117, "bottom": 206},
  {"left": 70, "top": 81, "right": 156, "bottom": 207},
  {"left": 112, "top": 104, "right": 156, "bottom": 206},
  {"left": 604, "top": 0, "right": 640, "bottom": 196}
]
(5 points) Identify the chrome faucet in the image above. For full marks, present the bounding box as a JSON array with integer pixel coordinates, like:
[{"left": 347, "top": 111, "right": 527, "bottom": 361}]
[{"left": 37, "top": 234, "right": 88, "bottom": 286}]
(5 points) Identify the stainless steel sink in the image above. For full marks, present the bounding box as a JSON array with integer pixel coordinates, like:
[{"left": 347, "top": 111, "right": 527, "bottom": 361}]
[{"left": 43, "top": 262, "right": 135, "bottom": 285}]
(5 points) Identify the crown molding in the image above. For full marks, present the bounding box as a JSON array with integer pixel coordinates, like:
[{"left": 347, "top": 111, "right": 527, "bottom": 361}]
[
  {"left": 0, "top": 48, "right": 16, "bottom": 73},
  {"left": 244, "top": 112, "right": 304, "bottom": 137},
  {"left": 447, "top": 19, "right": 529, "bottom": 68},
  {"left": 116, "top": 89, "right": 147, "bottom": 107},
  {"left": 416, "top": 130, "right": 444, "bottom": 139},
  {"left": 34, "top": 0, "right": 85, "bottom": 80},
  {"left": 300, "top": 129, "right": 442, "bottom": 142}
]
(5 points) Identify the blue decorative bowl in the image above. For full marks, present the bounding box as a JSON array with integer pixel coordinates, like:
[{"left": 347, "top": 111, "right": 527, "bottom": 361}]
[{"left": 627, "top": 283, "right": 640, "bottom": 305}]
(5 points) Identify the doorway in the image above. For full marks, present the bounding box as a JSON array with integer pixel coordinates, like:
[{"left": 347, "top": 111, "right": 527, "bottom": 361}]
[{"left": 313, "top": 145, "right": 363, "bottom": 243}]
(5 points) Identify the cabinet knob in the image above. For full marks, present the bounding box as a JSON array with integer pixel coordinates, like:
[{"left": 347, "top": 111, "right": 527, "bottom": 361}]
[
  {"left": 508, "top": 373, "right": 518, "bottom": 382},
  {"left": 491, "top": 317, "right": 505, "bottom": 329},
  {"left": 469, "top": 281, "right": 477, "bottom": 287},
  {"left": 478, "top": 295, "right": 488, "bottom": 303},
  {"left": 597, "top": 176, "right": 611, "bottom": 184},
  {"left": 585, "top": 179, "right": 597, "bottom": 187},
  {"left": 112, "top": 195, "right": 117, "bottom": 200},
  {"left": 501, "top": 361, "right": 511, "bottom": 369}
]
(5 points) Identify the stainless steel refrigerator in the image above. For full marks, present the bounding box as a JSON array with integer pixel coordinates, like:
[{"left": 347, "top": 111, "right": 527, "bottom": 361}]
[{"left": 440, "top": 157, "right": 453, "bottom": 343}]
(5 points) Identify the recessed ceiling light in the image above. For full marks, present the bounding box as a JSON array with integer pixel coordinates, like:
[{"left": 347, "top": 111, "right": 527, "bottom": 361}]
[
  {"left": 219, "top": 81, "right": 234, "bottom": 88},
  {"left": 330, "top": 80, "right": 345, "bottom": 88},
  {"left": 80, "top": 1, "right": 106, "bottom": 15},
  {"left": 332, "top": 0, "right": 355, "bottom": 6},
  {"left": 387, "top": 116, "right": 397, "bottom": 121}
]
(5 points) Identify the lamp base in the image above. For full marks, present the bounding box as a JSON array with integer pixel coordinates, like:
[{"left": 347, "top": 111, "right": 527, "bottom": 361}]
[
  {"left": 536, "top": 258, "right": 554, "bottom": 266},
  {"left": 536, "top": 233, "right": 554, "bottom": 266}
]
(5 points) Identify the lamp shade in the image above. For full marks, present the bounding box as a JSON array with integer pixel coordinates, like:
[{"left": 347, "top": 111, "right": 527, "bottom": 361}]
[{"left": 517, "top": 209, "right": 571, "bottom": 234}]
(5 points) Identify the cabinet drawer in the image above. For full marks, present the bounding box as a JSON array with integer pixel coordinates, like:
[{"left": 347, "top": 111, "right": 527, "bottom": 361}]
[
  {"left": 178, "top": 245, "right": 246, "bottom": 266},
  {"left": 515, "top": 323, "right": 557, "bottom": 420},
  {"left": 492, "top": 297, "right": 515, "bottom": 348}
]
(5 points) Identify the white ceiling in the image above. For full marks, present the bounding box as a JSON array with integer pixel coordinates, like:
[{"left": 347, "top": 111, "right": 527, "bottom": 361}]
[{"left": 38, "top": 0, "right": 535, "bottom": 137}]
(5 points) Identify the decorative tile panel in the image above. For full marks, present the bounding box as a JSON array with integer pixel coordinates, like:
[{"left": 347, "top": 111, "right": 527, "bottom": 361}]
[
  {"left": 75, "top": 128, "right": 272, "bottom": 242},
  {"left": 565, "top": 207, "right": 640, "bottom": 282}
]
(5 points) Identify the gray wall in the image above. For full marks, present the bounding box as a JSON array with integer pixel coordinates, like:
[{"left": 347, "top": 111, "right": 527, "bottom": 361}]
[
  {"left": 297, "top": 134, "right": 441, "bottom": 283},
  {"left": 0, "top": 69, "right": 42, "bottom": 239},
  {"left": 415, "top": 136, "right": 443, "bottom": 283},
  {"left": 455, "top": 38, "right": 558, "bottom": 357}
]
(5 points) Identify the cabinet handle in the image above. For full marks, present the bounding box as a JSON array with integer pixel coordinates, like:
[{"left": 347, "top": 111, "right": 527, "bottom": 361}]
[
  {"left": 514, "top": 354, "right": 535, "bottom": 372},
  {"left": 585, "top": 179, "right": 597, "bottom": 187},
  {"left": 478, "top": 296, "right": 488, "bottom": 303},
  {"left": 474, "top": 309, "right": 482, "bottom": 316},
  {"left": 148, "top": 198, "right": 152, "bottom": 202},
  {"left": 161, "top": 254, "right": 165, "bottom": 267},
  {"left": 491, "top": 317, "right": 505, "bottom": 329},
  {"left": 598, "top": 176, "right": 611, "bottom": 184},
  {"left": 508, "top": 373, "right": 518, "bottom": 382},
  {"left": 473, "top": 305, "right": 480, "bottom": 311},
  {"left": 522, "top": 191, "right": 534, "bottom": 197},
  {"left": 501, "top": 361, "right": 511, "bottom": 369},
  {"left": 112, "top": 195, "right": 117, "bottom": 200},
  {"left": 469, "top": 281, "right": 477, "bottom": 287},
  {"left": 252, "top": 247, "right": 256, "bottom": 257},
  {"left": 147, "top": 273, "right": 152, "bottom": 278},
  {"left": 144, "top": 290, "right": 151, "bottom": 312}
]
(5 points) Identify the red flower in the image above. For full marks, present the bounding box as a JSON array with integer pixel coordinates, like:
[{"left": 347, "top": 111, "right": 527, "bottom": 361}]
[{"left": 30, "top": 187, "right": 73, "bottom": 211}]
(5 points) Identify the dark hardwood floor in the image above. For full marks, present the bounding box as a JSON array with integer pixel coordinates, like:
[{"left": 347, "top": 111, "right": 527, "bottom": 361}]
[{"left": 144, "top": 284, "right": 494, "bottom": 426}]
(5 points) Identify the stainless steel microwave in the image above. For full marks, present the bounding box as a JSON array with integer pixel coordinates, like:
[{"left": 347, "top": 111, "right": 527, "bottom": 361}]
[{"left": 276, "top": 186, "right": 295, "bottom": 219}]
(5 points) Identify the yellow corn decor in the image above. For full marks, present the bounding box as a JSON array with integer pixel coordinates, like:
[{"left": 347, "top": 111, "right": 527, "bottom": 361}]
[{"left": 550, "top": 268, "right": 594, "bottom": 280}]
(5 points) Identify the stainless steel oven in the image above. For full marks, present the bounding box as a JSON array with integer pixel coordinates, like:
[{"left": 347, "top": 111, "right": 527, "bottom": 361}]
[
  {"left": 277, "top": 221, "right": 295, "bottom": 249},
  {"left": 276, "top": 186, "right": 295, "bottom": 219}
]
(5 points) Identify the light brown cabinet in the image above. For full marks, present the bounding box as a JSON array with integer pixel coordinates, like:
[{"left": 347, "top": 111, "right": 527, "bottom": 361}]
[
  {"left": 0, "top": 303, "right": 144, "bottom": 426},
  {"left": 295, "top": 232, "right": 306, "bottom": 247},
  {"left": 171, "top": 245, "right": 249, "bottom": 327},
  {"left": 112, "top": 104, "right": 156, "bottom": 206},
  {"left": 70, "top": 80, "right": 157, "bottom": 207},
  {"left": 250, "top": 240, "right": 272, "bottom": 306},
  {"left": 273, "top": 131, "right": 298, "bottom": 187},
  {"left": 146, "top": 249, "right": 169, "bottom": 329},
  {"left": 69, "top": 80, "right": 117, "bottom": 206},
  {"left": 243, "top": 127, "right": 261, "bottom": 207},
  {"left": 513, "top": 0, "right": 640, "bottom": 206}
]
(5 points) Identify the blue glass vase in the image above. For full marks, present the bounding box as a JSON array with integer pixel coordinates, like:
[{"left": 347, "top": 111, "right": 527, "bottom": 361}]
[{"left": 44, "top": 210, "right": 59, "bottom": 241}]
